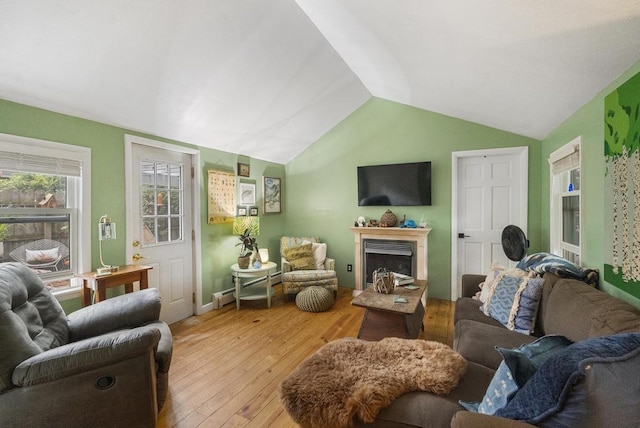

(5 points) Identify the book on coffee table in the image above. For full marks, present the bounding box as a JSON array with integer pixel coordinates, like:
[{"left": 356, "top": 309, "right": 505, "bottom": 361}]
[{"left": 393, "top": 272, "right": 414, "bottom": 286}]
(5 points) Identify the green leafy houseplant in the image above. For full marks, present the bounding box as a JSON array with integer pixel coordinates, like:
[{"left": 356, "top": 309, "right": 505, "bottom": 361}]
[{"left": 236, "top": 228, "right": 258, "bottom": 268}]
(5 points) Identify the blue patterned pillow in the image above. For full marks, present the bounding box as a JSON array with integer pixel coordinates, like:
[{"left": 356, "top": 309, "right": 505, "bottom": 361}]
[
  {"left": 460, "top": 335, "right": 572, "bottom": 415},
  {"left": 482, "top": 274, "right": 545, "bottom": 334},
  {"left": 496, "top": 333, "right": 640, "bottom": 424},
  {"left": 513, "top": 277, "right": 545, "bottom": 334}
]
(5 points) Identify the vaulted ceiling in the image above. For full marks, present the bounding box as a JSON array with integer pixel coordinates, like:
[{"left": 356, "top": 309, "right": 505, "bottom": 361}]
[{"left": 1, "top": 1, "right": 639, "bottom": 163}]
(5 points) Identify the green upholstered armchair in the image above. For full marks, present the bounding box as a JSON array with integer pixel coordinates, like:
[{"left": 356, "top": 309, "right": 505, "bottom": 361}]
[
  {"left": 280, "top": 236, "right": 338, "bottom": 296},
  {"left": 0, "top": 262, "right": 172, "bottom": 428}
]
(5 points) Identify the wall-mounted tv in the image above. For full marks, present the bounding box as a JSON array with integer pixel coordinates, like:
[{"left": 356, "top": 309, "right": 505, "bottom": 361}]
[{"left": 357, "top": 161, "right": 432, "bottom": 206}]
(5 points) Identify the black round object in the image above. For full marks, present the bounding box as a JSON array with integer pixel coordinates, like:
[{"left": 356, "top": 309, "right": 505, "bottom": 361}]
[
  {"left": 502, "top": 225, "right": 529, "bottom": 261},
  {"left": 95, "top": 375, "right": 116, "bottom": 390}
]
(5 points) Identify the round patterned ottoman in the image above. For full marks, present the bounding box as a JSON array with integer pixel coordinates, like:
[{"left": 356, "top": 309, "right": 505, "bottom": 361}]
[{"left": 295, "top": 286, "right": 334, "bottom": 312}]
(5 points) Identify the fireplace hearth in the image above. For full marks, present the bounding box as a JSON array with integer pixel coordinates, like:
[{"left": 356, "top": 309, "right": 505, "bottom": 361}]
[
  {"left": 351, "top": 227, "right": 431, "bottom": 292},
  {"left": 363, "top": 239, "right": 416, "bottom": 287}
]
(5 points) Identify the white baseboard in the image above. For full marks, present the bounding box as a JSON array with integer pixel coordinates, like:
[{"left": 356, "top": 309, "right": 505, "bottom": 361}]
[{"left": 211, "top": 272, "right": 282, "bottom": 310}]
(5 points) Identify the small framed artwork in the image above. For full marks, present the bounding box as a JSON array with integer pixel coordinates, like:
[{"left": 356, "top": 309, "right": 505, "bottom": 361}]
[
  {"left": 237, "top": 162, "right": 250, "bottom": 177},
  {"left": 238, "top": 182, "right": 256, "bottom": 206},
  {"left": 237, "top": 206, "right": 247, "bottom": 216},
  {"left": 263, "top": 176, "right": 282, "bottom": 214},
  {"left": 249, "top": 206, "right": 258, "bottom": 216}
]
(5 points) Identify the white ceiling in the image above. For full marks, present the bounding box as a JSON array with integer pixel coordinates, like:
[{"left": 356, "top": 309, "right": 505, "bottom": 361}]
[{"left": 1, "top": 1, "right": 639, "bottom": 164}]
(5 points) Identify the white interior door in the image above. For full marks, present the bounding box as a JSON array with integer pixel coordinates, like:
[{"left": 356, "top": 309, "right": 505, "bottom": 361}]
[
  {"left": 127, "top": 142, "right": 195, "bottom": 324},
  {"left": 451, "top": 147, "right": 528, "bottom": 299}
]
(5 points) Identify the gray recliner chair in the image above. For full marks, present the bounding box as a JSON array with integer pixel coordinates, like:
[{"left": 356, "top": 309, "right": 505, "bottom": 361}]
[{"left": 0, "top": 262, "right": 173, "bottom": 428}]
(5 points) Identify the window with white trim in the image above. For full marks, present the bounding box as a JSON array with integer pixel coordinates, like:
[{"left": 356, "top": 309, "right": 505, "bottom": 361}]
[
  {"left": 549, "top": 136, "right": 581, "bottom": 264},
  {"left": 0, "top": 134, "right": 91, "bottom": 298}
]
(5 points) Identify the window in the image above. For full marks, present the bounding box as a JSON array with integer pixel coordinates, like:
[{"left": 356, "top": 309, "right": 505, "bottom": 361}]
[
  {"left": 549, "top": 136, "right": 581, "bottom": 264},
  {"left": 140, "top": 160, "right": 184, "bottom": 245},
  {"left": 0, "top": 134, "right": 91, "bottom": 299}
]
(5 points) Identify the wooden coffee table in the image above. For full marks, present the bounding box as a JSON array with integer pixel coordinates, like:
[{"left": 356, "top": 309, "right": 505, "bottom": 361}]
[{"left": 351, "top": 280, "right": 428, "bottom": 341}]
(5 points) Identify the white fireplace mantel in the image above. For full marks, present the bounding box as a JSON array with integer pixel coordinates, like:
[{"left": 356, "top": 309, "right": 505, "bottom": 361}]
[{"left": 351, "top": 227, "right": 431, "bottom": 292}]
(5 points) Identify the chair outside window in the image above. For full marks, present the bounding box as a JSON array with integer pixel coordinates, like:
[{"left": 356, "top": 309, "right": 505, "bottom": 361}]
[{"left": 9, "top": 239, "right": 69, "bottom": 272}]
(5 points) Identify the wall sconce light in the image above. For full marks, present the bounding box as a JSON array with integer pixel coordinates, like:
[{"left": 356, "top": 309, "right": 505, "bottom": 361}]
[{"left": 97, "top": 214, "right": 119, "bottom": 275}]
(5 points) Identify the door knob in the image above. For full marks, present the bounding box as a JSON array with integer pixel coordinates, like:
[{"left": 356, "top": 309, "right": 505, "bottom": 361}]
[
  {"left": 132, "top": 240, "right": 140, "bottom": 247},
  {"left": 132, "top": 253, "right": 147, "bottom": 261},
  {"left": 458, "top": 233, "right": 470, "bottom": 239}
]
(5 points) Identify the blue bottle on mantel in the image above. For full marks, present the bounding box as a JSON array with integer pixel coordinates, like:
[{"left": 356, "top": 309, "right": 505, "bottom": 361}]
[{"left": 568, "top": 183, "right": 574, "bottom": 192}]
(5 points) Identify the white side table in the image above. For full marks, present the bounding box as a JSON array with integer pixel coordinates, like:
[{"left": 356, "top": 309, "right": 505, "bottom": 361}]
[{"left": 231, "top": 261, "right": 277, "bottom": 310}]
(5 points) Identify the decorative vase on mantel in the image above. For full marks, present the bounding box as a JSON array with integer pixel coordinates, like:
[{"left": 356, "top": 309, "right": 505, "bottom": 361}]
[
  {"left": 379, "top": 209, "right": 398, "bottom": 227},
  {"left": 237, "top": 254, "right": 251, "bottom": 269}
]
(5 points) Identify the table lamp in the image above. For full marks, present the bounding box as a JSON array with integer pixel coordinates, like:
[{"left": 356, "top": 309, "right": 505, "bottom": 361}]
[{"left": 97, "top": 214, "right": 119, "bottom": 275}]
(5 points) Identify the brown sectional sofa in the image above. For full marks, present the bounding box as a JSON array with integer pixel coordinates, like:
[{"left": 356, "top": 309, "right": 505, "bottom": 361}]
[{"left": 355, "top": 272, "right": 640, "bottom": 427}]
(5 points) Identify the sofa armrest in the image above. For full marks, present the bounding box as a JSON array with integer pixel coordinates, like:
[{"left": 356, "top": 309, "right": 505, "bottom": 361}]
[
  {"left": 282, "top": 258, "right": 293, "bottom": 273},
  {"left": 451, "top": 411, "right": 535, "bottom": 428},
  {"left": 67, "top": 288, "right": 161, "bottom": 341},
  {"left": 462, "top": 274, "right": 486, "bottom": 298},
  {"left": 12, "top": 326, "right": 161, "bottom": 387},
  {"left": 148, "top": 320, "right": 173, "bottom": 373},
  {"left": 324, "top": 257, "right": 335, "bottom": 270}
]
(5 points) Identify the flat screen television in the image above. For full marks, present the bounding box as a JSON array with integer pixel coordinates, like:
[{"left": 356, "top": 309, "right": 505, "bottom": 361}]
[{"left": 357, "top": 161, "right": 432, "bottom": 206}]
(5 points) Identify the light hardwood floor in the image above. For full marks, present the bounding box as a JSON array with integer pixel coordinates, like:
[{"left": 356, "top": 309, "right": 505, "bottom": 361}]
[{"left": 158, "top": 285, "right": 455, "bottom": 428}]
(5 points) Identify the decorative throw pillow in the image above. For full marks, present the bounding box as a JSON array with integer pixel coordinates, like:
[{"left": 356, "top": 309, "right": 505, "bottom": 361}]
[
  {"left": 25, "top": 248, "right": 59, "bottom": 263},
  {"left": 479, "top": 266, "right": 529, "bottom": 303},
  {"left": 481, "top": 272, "right": 545, "bottom": 334},
  {"left": 495, "top": 333, "right": 640, "bottom": 424},
  {"left": 460, "top": 335, "right": 573, "bottom": 415},
  {"left": 511, "top": 277, "right": 545, "bottom": 334},
  {"left": 476, "top": 261, "right": 507, "bottom": 303},
  {"left": 311, "top": 242, "right": 327, "bottom": 269},
  {"left": 283, "top": 243, "right": 316, "bottom": 270}
]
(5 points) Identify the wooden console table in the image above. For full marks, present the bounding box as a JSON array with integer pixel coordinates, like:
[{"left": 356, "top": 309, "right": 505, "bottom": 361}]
[
  {"left": 76, "top": 265, "right": 153, "bottom": 306},
  {"left": 351, "top": 280, "right": 428, "bottom": 341}
]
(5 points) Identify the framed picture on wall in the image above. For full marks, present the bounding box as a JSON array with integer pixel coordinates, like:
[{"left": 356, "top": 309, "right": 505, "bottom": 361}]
[
  {"left": 249, "top": 206, "right": 258, "bottom": 216},
  {"left": 239, "top": 182, "right": 256, "bottom": 206},
  {"left": 263, "top": 176, "right": 282, "bottom": 214},
  {"left": 207, "top": 169, "right": 236, "bottom": 224},
  {"left": 237, "top": 206, "right": 247, "bottom": 216},
  {"left": 237, "top": 162, "right": 250, "bottom": 177}
]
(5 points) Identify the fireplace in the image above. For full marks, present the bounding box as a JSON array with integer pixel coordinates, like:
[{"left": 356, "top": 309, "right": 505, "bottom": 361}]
[
  {"left": 363, "top": 239, "right": 416, "bottom": 287},
  {"left": 351, "top": 226, "right": 431, "bottom": 293}
]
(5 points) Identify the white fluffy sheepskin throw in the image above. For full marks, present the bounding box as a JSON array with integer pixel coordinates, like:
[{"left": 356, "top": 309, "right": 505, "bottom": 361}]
[{"left": 278, "top": 337, "right": 467, "bottom": 428}]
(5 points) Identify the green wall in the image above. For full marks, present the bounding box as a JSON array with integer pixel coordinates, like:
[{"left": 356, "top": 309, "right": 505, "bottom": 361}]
[
  {"left": 540, "top": 59, "right": 640, "bottom": 309},
  {"left": 0, "top": 99, "right": 286, "bottom": 312},
  {"left": 285, "top": 98, "right": 541, "bottom": 299},
  {"left": 7, "top": 56, "right": 640, "bottom": 308}
]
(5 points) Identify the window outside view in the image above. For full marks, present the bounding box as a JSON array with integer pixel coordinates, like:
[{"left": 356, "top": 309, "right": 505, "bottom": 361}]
[{"left": 0, "top": 172, "right": 73, "bottom": 289}]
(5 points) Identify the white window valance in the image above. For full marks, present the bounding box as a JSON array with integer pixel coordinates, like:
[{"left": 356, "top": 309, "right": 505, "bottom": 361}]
[
  {"left": 549, "top": 136, "right": 581, "bottom": 175},
  {"left": 0, "top": 151, "right": 82, "bottom": 177}
]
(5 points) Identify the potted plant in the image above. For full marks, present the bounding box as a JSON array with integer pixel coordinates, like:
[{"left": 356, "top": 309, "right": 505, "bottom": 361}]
[{"left": 236, "top": 228, "right": 258, "bottom": 269}]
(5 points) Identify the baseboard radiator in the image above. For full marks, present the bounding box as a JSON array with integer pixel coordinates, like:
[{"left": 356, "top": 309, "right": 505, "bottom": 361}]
[{"left": 212, "top": 271, "right": 282, "bottom": 309}]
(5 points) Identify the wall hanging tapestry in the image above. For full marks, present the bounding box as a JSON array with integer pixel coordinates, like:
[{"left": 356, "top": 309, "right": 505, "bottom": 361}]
[
  {"left": 278, "top": 337, "right": 466, "bottom": 428},
  {"left": 604, "top": 70, "right": 640, "bottom": 299},
  {"left": 208, "top": 169, "right": 235, "bottom": 224}
]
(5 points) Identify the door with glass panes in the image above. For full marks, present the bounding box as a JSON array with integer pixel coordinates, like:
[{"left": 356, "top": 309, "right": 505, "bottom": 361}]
[{"left": 128, "top": 143, "right": 194, "bottom": 324}]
